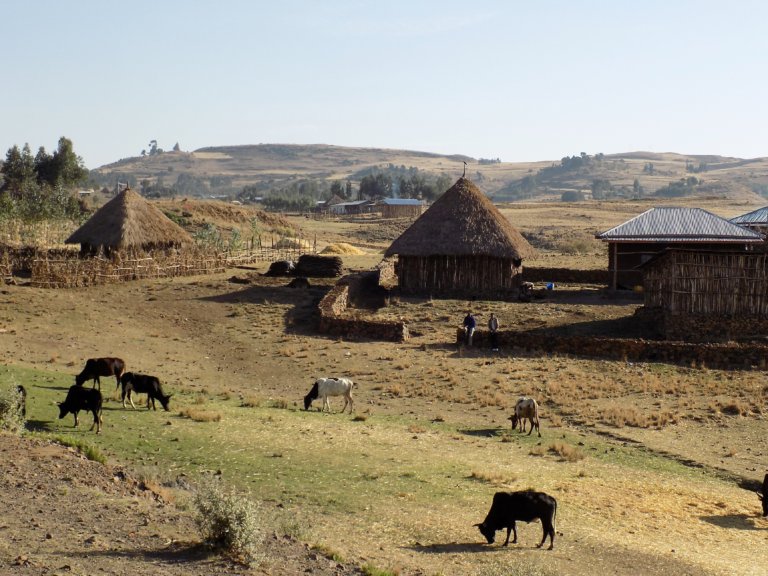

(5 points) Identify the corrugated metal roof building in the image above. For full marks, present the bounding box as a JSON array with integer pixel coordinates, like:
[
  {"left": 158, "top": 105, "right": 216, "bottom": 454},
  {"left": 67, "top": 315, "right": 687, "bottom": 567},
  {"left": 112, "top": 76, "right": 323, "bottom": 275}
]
[
  {"left": 596, "top": 207, "right": 763, "bottom": 289},
  {"left": 378, "top": 198, "right": 426, "bottom": 219},
  {"left": 731, "top": 206, "right": 768, "bottom": 234}
]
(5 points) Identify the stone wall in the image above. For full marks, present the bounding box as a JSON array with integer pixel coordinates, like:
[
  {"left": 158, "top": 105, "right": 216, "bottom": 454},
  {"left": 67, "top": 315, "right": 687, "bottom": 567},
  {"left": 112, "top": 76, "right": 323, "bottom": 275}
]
[
  {"left": 639, "top": 306, "right": 768, "bottom": 343},
  {"left": 318, "top": 273, "right": 409, "bottom": 342},
  {"left": 456, "top": 328, "right": 768, "bottom": 370}
]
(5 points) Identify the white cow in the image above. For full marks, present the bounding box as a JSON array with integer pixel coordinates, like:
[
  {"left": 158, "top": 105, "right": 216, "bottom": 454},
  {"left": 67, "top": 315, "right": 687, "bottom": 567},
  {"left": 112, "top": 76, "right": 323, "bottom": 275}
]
[
  {"left": 508, "top": 396, "right": 541, "bottom": 437},
  {"left": 303, "top": 377, "right": 355, "bottom": 413}
]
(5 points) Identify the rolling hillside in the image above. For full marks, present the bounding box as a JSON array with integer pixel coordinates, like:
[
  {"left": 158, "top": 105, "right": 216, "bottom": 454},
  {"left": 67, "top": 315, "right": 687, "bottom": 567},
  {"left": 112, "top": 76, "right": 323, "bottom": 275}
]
[{"left": 90, "top": 144, "right": 768, "bottom": 204}]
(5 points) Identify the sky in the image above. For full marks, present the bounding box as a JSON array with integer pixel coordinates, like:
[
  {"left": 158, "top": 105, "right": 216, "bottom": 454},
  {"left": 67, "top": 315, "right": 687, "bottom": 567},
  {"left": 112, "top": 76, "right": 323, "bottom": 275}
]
[{"left": 3, "top": 0, "right": 768, "bottom": 169}]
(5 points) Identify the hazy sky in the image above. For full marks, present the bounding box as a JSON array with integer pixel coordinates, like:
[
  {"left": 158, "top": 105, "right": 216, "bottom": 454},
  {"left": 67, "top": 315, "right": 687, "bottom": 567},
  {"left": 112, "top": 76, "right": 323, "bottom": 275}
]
[{"left": 4, "top": 0, "right": 767, "bottom": 169}]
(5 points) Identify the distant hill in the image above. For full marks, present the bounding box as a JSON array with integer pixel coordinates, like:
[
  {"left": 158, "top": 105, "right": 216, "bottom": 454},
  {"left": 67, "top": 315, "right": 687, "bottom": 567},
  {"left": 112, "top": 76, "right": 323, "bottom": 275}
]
[{"left": 90, "top": 144, "right": 768, "bottom": 204}]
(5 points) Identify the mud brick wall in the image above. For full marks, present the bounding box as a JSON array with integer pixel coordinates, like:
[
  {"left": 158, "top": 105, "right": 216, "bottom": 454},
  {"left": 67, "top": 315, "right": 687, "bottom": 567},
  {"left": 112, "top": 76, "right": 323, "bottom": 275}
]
[
  {"left": 318, "top": 273, "right": 408, "bottom": 342},
  {"left": 523, "top": 267, "right": 611, "bottom": 285},
  {"left": 455, "top": 328, "right": 768, "bottom": 370}
]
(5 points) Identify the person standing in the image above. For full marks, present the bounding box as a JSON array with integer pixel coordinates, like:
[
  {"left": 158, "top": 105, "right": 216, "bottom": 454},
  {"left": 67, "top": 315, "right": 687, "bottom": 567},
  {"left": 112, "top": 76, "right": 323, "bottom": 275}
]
[
  {"left": 463, "top": 311, "right": 476, "bottom": 346},
  {"left": 488, "top": 312, "right": 499, "bottom": 351}
]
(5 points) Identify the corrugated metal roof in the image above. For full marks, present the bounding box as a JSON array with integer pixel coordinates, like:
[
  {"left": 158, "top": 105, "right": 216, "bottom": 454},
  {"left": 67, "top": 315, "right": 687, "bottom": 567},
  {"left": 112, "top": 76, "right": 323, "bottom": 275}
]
[
  {"left": 380, "top": 198, "right": 424, "bottom": 206},
  {"left": 731, "top": 206, "right": 768, "bottom": 225},
  {"left": 596, "top": 207, "right": 764, "bottom": 242}
]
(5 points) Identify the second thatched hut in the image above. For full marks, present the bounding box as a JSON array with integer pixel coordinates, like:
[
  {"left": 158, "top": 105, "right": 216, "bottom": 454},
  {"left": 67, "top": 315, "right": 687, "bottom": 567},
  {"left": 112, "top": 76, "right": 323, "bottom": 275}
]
[
  {"left": 384, "top": 177, "right": 536, "bottom": 298},
  {"left": 66, "top": 188, "right": 193, "bottom": 255}
]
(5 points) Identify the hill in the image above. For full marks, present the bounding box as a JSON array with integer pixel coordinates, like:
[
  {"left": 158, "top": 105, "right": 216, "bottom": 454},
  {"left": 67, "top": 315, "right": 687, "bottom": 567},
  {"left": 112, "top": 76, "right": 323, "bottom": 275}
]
[{"left": 90, "top": 144, "right": 768, "bottom": 204}]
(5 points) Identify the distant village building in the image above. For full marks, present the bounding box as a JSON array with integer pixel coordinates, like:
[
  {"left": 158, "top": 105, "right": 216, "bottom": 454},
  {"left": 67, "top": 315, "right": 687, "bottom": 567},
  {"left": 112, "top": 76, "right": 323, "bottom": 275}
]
[
  {"left": 328, "top": 200, "right": 375, "bottom": 215},
  {"left": 596, "top": 207, "right": 763, "bottom": 290},
  {"left": 641, "top": 249, "right": 768, "bottom": 341},
  {"left": 378, "top": 198, "right": 425, "bottom": 219},
  {"left": 385, "top": 177, "right": 536, "bottom": 298},
  {"left": 66, "top": 188, "right": 193, "bottom": 255}
]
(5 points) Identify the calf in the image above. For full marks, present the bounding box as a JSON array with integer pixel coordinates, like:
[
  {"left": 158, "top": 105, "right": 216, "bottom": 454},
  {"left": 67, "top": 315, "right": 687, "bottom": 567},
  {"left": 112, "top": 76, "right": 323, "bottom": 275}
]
[
  {"left": 757, "top": 473, "right": 768, "bottom": 517},
  {"left": 475, "top": 491, "right": 557, "bottom": 550},
  {"left": 508, "top": 396, "right": 541, "bottom": 437},
  {"left": 119, "top": 372, "right": 171, "bottom": 411},
  {"left": 304, "top": 377, "right": 354, "bottom": 413},
  {"left": 58, "top": 385, "right": 103, "bottom": 433},
  {"left": 75, "top": 357, "right": 126, "bottom": 391}
]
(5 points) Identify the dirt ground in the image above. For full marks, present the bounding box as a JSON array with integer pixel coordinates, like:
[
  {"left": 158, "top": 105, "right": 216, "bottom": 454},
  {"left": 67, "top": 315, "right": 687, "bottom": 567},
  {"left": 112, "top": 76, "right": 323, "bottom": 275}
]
[{"left": 1, "top": 260, "right": 767, "bottom": 575}]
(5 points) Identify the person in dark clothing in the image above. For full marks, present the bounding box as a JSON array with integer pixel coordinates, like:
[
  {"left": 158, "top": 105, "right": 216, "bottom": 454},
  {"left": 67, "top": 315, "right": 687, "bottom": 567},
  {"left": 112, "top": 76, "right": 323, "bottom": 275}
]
[{"left": 463, "top": 311, "right": 476, "bottom": 346}]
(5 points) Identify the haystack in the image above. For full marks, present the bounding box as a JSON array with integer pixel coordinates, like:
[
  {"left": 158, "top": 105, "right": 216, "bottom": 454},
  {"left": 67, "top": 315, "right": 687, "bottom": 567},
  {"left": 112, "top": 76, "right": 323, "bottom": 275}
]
[
  {"left": 66, "top": 188, "right": 193, "bottom": 254},
  {"left": 294, "top": 255, "right": 343, "bottom": 277},
  {"left": 384, "top": 177, "right": 536, "bottom": 297},
  {"left": 320, "top": 242, "right": 366, "bottom": 255}
]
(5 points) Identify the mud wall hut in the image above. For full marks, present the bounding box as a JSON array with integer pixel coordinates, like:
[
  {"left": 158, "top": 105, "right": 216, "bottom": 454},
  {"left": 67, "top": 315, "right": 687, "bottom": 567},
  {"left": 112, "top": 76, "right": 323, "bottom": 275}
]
[
  {"left": 384, "top": 177, "right": 536, "bottom": 298},
  {"left": 66, "top": 188, "right": 193, "bottom": 255}
]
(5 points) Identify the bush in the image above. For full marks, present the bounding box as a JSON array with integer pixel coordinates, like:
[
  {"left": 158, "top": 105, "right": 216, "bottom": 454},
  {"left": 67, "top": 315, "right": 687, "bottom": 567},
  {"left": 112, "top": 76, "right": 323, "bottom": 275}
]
[
  {"left": 194, "top": 477, "right": 263, "bottom": 566},
  {"left": 0, "top": 378, "right": 26, "bottom": 434}
]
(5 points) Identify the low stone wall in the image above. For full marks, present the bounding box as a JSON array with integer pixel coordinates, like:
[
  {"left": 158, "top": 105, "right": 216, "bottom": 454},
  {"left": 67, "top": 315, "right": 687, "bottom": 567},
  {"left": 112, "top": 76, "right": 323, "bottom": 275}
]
[
  {"left": 318, "top": 273, "right": 409, "bottom": 342},
  {"left": 523, "top": 267, "right": 610, "bottom": 285},
  {"left": 637, "top": 307, "right": 768, "bottom": 343},
  {"left": 456, "top": 328, "right": 768, "bottom": 370}
]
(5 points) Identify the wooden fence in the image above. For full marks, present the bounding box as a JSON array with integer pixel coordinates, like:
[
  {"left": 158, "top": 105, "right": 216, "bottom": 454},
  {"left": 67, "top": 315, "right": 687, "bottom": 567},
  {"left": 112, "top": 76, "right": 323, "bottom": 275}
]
[{"left": 29, "top": 245, "right": 317, "bottom": 288}]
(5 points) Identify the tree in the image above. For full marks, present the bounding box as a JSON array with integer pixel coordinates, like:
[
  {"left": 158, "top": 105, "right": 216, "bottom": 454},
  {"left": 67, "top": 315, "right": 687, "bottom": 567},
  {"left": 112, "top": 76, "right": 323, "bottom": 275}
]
[
  {"left": 590, "top": 178, "right": 613, "bottom": 200},
  {"left": 345, "top": 180, "right": 352, "bottom": 200},
  {"left": 173, "top": 142, "right": 180, "bottom": 152},
  {"left": 1, "top": 144, "right": 36, "bottom": 196},
  {"left": 329, "top": 180, "right": 344, "bottom": 198}
]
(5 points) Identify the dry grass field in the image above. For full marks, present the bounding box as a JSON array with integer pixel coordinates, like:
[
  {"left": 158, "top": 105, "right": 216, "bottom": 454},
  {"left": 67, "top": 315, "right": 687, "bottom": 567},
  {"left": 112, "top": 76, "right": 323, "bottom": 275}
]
[{"left": 2, "top": 197, "right": 768, "bottom": 575}]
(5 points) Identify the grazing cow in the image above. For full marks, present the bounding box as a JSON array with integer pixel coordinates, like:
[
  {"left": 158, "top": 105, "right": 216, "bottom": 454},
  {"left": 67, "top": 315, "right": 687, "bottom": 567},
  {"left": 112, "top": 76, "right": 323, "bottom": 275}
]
[
  {"left": 304, "top": 377, "right": 354, "bottom": 413},
  {"left": 756, "top": 473, "right": 768, "bottom": 517},
  {"left": 16, "top": 385, "right": 26, "bottom": 418},
  {"left": 75, "top": 357, "right": 126, "bottom": 391},
  {"left": 475, "top": 491, "right": 557, "bottom": 550},
  {"left": 508, "top": 396, "right": 541, "bottom": 437},
  {"left": 58, "top": 385, "right": 103, "bottom": 433},
  {"left": 119, "top": 372, "right": 172, "bottom": 411}
]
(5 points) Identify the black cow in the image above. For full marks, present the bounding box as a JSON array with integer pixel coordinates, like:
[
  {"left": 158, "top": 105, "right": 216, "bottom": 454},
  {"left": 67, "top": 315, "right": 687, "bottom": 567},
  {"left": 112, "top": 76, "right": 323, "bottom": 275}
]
[
  {"left": 757, "top": 473, "right": 768, "bottom": 517},
  {"left": 58, "top": 385, "right": 103, "bottom": 433},
  {"left": 75, "top": 357, "right": 126, "bottom": 391},
  {"left": 475, "top": 491, "right": 557, "bottom": 550},
  {"left": 119, "top": 372, "right": 171, "bottom": 411}
]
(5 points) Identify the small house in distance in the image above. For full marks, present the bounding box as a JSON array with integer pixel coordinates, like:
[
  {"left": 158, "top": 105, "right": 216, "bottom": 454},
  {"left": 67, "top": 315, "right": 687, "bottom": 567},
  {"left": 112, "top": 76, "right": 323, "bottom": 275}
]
[
  {"left": 378, "top": 198, "right": 425, "bottom": 219},
  {"left": 641, "top": 249, "right": 768, "bottom": 341},
  {"left": 328, "top": 200, "right": 375, "bottom": 216},
  {"left": 384, "top": 177, "right": 536, "bottom": 298},
  {"left": 66, "top": 188, "right": 193, "bottom": 255},
  {"left": 596, "top": 207, "right": 763, "bottom": 290}
]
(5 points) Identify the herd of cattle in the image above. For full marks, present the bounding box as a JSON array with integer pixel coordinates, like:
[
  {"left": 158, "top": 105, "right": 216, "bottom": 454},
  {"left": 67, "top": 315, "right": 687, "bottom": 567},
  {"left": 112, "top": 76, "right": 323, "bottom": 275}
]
[
  {"left": 56, "top": 357, "right": 172, "bottom": 434},
  {"left": 8, "top": 368, "right": 767, "bottom": 552}
]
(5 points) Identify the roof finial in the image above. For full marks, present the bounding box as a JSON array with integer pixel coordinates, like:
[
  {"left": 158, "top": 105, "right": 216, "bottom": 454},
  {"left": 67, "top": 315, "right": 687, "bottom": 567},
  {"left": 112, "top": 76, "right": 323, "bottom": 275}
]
[{"left": 462, "top": 161, "right": 467, "bottom": 178}]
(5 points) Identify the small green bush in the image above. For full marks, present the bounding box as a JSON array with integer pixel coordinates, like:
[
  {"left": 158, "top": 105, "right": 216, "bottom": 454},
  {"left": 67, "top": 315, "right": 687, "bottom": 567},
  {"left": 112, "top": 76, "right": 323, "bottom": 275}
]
[
  {"left": 194, "top": 477, "right": 263, "bottom": 566},
  {"left": 0, "top": 378, "right": 26, "bottom": 434}
]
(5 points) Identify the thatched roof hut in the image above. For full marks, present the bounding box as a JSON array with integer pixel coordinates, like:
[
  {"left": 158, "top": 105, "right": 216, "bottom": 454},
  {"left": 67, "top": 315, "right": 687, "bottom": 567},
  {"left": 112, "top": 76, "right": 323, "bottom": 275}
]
[
  {"left": 66, "top": 188, "right": 193, "bottom": 254},
  {"left": 384, "top": 177, "right": 536, "bottom": 297}
]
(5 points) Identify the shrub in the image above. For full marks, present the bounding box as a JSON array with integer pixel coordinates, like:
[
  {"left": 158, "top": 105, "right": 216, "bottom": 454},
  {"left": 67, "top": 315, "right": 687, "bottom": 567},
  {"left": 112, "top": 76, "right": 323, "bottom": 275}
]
[
  {"left": 0, "top": 379, "right": 26, "bottom": 434},
  {"left": 194, "top": 477, "right": 263, "bottom": 566}
]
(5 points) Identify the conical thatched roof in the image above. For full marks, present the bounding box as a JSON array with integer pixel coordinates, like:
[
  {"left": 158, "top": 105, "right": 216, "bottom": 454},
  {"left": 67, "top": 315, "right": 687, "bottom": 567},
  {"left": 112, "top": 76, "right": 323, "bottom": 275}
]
[
  {"left": 385, "top": 177, "right": 536, "bottom": 259},
  {"left": 66, "top": 188, "right": 193, "bottom": 251}
]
